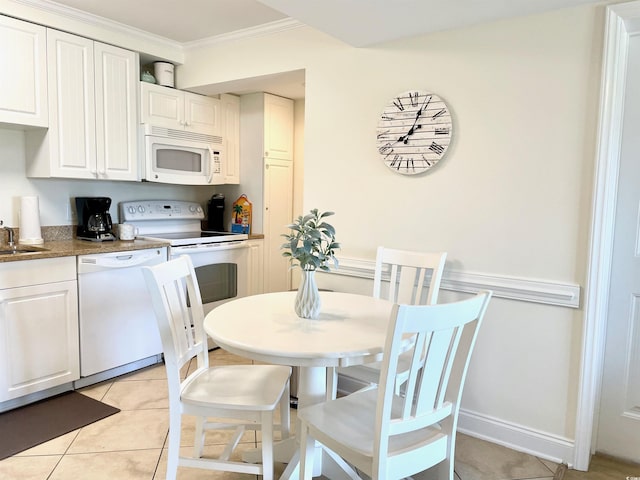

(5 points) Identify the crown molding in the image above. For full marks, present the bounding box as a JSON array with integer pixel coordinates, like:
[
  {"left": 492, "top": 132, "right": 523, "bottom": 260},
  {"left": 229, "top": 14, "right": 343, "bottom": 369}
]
[
  {"left": 183, "top": 18, "right": 304, "bottom": 49},
  {"left": 7, "top": 0, "right": 303, "bottom": 53},
  {"left": 8, "top": 0, "right": 183, "bottom": 50}
]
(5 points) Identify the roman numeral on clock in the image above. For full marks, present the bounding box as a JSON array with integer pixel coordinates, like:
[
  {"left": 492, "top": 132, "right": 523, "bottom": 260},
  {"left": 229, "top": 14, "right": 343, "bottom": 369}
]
[
  {"left": 434, "top": 127, "right": 449, "bottom": 135},
  {"left": 409, "top": 92, "right": 420, "bottom": 107},
  {"left": 379, "top": 143, "right": 394, "bottom": 155},
  {"left": 432, "top": 108, "right": 445, "bottom": 120},
  {"left": 393, "top": 97, "right": 405, "bottom": 111},
  {"left": 429, "top": 142, "right": 445, "bottom": 155}
]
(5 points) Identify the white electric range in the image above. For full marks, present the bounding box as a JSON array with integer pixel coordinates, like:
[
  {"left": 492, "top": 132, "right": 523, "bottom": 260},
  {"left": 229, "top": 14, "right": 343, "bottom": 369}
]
[{"left": 119, "top": 200, "right": 250, "bottom": 315}]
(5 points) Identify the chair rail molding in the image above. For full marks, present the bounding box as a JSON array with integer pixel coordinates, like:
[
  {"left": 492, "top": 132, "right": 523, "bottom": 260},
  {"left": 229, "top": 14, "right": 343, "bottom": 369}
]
[{"left": 329, "top": 256, "right": 581, "bottom": 309}]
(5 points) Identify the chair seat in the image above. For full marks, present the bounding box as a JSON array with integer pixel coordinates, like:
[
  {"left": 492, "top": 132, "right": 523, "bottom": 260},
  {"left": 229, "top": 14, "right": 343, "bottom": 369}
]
[
  {"left": 300, "top": 388, "right": 446, "bottom": 458},
  {"left": 182, "top": 364, "right": 292, "bottom": 411}
]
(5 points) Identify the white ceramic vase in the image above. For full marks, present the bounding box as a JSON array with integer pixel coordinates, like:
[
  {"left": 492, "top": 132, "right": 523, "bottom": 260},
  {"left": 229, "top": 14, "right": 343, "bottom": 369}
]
[{"left": 295, "top": 269, "right": 321, "bottom": 319}]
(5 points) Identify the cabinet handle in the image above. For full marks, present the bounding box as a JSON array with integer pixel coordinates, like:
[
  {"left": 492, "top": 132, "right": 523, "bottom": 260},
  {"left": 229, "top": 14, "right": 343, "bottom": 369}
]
[
  {"left": 265, "top": 151, "right": 269, "bottom": 157},
  {"left": 265, "top": 164, "right": 269, "bottom": 170}
]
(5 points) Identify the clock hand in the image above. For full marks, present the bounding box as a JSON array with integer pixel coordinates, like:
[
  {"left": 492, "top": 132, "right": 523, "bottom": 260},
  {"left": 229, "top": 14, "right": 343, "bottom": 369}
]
[{"left": 400, "top": 95, "right": 431, "bottom": 143}]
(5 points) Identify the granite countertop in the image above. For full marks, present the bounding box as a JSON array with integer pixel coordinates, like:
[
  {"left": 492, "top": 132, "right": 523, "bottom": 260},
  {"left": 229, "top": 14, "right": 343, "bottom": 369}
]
[{"left": 0, "top": 226, "right": 169, "bottom": 264}]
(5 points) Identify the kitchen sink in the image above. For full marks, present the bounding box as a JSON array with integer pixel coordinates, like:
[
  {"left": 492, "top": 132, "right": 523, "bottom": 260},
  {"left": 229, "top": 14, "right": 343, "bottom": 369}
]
[{"left": 0, "top": 246, "right": 48, "bottom": 255}]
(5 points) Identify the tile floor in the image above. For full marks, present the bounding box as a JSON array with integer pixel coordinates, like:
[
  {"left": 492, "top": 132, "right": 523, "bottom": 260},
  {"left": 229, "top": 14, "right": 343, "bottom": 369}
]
[{"left": 0, "top": 348, "right": 637, "bottom": 480}]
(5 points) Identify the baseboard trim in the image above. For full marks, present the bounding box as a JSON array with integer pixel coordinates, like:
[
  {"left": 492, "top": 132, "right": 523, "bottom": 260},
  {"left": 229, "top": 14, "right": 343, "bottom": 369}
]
[{"left": 457, "top": 409, "right": 575, "bottom": 467}]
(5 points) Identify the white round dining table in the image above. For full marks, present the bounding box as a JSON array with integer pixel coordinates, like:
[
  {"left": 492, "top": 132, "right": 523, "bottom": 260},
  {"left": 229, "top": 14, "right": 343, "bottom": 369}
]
[{"left": 203, "top": 290, "right": 394, "bottom": 479}]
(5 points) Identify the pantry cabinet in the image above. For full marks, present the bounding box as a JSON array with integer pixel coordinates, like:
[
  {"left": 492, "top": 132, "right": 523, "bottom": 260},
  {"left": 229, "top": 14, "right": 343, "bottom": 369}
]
[
  {"left": 263, "top": 94, "right": 294, "bottom": 160},
  {"left": 26, "top": 29, "right": 138, "bottom": 181},
  {"left": 0, "top": 257, "right": 79, "bottom": 409},
  {"left": 238, "top": 92, "right": 294, "bottom": 293},
  {"left": 0, "top": 15, "right": 48, "bottom": 128},
  {"left": 141, "top": 82, "right": 222, "bottom": 137},
  {"left": 263, "top": 158, "right": 294, "bottom": 292}
]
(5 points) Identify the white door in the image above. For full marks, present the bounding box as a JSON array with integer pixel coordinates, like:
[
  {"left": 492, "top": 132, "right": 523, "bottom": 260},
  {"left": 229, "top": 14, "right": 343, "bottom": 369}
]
[
  {"left": 263, "top": 158, "right": 293, "bottom": 292},
  {"left": 596, "top": 34, "right": 640, "bottom": 462}
]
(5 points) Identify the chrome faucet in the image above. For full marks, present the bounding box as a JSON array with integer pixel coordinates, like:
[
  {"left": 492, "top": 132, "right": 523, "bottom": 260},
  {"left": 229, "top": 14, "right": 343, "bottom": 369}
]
[{"left": 0, "top": 220, "right": 15, "bottom": 247}]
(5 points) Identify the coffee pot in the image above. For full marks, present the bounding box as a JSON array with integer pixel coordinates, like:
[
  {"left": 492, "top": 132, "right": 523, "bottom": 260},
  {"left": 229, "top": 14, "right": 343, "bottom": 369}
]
[{"left": 75, "top": 197, "right": 116, "bottom": 242}]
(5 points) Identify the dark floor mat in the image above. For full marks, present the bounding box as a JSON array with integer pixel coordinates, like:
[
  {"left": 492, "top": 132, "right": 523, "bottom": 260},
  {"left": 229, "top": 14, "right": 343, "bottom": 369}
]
[{"left": 0, "top": 391, "right": 120, "bottom": 460}]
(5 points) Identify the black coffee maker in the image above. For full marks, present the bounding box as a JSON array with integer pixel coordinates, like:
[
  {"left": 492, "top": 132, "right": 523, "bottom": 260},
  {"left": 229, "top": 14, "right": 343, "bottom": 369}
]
[
  {"left": 75, "top": 197, "right": 116, "bottom": 242},
  {"left": 207, "top": 193, "right": 225, "bottom": 232}
]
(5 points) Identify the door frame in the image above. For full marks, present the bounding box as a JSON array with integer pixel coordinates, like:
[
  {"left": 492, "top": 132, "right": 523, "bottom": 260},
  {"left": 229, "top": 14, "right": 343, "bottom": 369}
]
[{"left": 575, "top": 0, "right": 640, "bottom": 470}]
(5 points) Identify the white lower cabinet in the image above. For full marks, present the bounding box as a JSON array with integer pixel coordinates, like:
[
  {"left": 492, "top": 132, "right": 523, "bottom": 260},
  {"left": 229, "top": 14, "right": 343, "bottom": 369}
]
[
  {"left": 0, "top": 258, "right": 79, "bottom": 406},
  {"left": 247, "top": 239, "right": 264, "bottom": 295}
]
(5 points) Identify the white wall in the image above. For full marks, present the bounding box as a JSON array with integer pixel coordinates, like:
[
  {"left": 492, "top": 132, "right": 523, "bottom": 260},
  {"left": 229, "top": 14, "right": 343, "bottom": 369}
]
[
  {"left": 0, "top": 129, "right": 220, "bottom": 226},
  {"left": 179, "top": 4, "right": 606, "bottom": 462}
]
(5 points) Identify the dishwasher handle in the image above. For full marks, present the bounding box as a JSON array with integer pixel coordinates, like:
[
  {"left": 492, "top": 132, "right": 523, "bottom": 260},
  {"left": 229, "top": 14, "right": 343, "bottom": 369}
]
[{"left": 78, "top": 248, "right": 166, "bottom": 274}]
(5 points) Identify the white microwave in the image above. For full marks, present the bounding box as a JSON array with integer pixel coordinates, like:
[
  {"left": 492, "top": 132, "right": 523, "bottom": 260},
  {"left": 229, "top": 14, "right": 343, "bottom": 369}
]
[{"left": 142, "top": 125, "right": 225, "bottom": 185}]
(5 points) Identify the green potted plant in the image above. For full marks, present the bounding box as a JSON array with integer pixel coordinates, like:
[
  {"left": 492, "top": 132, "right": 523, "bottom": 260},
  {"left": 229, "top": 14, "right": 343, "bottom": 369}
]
[{"left": 281, "top": 209, "right": 340, "bottom": 318}]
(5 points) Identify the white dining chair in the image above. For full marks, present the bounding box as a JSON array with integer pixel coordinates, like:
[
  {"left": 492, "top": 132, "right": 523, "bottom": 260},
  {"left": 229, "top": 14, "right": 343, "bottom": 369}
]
[
  {"left": 299, "top": 291, "right": 492, "bottom": 480},
  {"left": 142, "top": 255, "right": 291, "bottom": 480},
  {"left": 333, "top": 247, "right": 447, "bottom": 395}
]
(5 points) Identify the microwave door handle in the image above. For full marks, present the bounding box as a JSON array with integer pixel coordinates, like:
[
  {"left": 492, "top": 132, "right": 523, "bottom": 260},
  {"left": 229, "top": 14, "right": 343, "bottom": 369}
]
[{"left": 207, "top": 147, "right": 214, "bottom": 183}]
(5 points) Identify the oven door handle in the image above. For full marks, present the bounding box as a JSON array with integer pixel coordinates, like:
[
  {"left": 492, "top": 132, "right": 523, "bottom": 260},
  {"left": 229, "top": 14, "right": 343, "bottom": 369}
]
[{"left": 171, "top": 241, "right": 249, "bottom": 254}]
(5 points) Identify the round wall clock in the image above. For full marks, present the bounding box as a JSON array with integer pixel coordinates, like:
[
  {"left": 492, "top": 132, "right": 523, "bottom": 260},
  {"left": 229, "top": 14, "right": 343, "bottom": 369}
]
[{"left": 376, "top": 90, "right": 453, "bottom": 175}]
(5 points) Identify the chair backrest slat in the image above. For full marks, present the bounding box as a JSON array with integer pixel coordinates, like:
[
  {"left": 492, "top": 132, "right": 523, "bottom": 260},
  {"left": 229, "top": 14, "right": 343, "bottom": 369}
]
[
  {"left": 142, "top": 255, "right": 209, "bottom": 387},
  {"left": 372, "top": 246, "right": 447, "bottom": 306},
  {"left": 375, "top": 292, "right": 492, "bottom": 460}
]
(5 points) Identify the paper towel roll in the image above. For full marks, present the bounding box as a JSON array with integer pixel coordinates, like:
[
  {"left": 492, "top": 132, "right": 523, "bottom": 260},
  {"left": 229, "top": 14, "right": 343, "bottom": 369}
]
[{"left": 19, "top": 195, "right": 43, "bottom": 245}]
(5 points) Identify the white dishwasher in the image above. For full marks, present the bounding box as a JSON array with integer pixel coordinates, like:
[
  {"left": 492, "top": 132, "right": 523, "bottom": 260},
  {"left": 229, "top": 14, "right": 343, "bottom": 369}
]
[{"left": 77, "top": 247, "right": 167, "bottom": 382}]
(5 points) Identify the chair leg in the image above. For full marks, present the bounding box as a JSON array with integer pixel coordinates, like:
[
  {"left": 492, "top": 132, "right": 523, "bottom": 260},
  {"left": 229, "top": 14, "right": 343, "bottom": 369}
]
[
  {"left": 166, "top": 413, "right": 182, "bottom": 480},
  {"left": 299, "top": 422, "right": 315, "bottom": 480},
  {"left": 280, "top": 381, "right": 291, "bottom": 439},
  {"left": 326, "top": 367, "right": 338, "bottom": 400},
  {"left": 261, "top": 411, "right": 274, "bottom": 480},
  {"left": 193, "top": 415, "right": 205, "bottom": 457}
]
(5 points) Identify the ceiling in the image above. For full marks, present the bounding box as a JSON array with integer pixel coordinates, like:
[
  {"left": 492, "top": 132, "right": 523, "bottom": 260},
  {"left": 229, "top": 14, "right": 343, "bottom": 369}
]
[
  {"left": 47, "top": 0, "right": 602, "bottom": 47},
  {"left": 44, "top": 0, "right": 602, "bottom": 98}
]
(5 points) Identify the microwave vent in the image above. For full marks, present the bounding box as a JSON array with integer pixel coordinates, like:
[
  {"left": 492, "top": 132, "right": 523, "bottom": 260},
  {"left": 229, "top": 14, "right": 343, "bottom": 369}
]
[{"left": 146, "top": 125, "right": 222, "bottom": 145}]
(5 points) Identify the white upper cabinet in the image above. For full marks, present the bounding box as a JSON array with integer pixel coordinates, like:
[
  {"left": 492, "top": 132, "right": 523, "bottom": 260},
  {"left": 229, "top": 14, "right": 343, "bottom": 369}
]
[
  {"left": 141, "top": 82, "right": 221, "bottom": 137},
  {"left": 264, "top": 93, "right": 294, "bottom": 160},
  {"left": 94, "top": 42, "right": 139, "bottom": 180},
  {"left": 0, "top": 15, "right": 48, "bottom": 128},
  {"left": 221, "top": 93, "right": 240, "bottom": 184},
  {"left": 26, "top": 29, "right": 139, "bottom": 181}
]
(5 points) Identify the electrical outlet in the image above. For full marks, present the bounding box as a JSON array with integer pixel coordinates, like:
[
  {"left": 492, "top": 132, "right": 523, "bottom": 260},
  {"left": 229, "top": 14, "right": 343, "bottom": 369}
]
[{"left": 66, "top": 203, "right": 73, "bottom": 222}]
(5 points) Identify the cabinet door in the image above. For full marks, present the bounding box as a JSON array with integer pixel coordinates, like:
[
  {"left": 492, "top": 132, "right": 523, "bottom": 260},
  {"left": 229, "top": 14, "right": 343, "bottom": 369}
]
[
  {"left": 140, "top": 82, "right": 183, "bottom": 129},
  {"left": 221, "top": 93, "right": 240, "bottom": 184},
  {"left": 264, "top": 94, "right": 294, "bottom": 160},
  {"left": 247, "top": 239, "right": 264, "bottom": 295},
  {"left": 47, "top": 29, "right": 97, "bottom": 179},
  {"left": 0, "top": 16, "right": 47, "bottom": 127},
  {"left": 263, "top": 159, "right": 293, "bottom": 292},
  {"left": 185, "top": 92, "right": 221, "bottom": 136},
  {"left": 0, "top": 280, "right": 79, "bottom": 401},
  {"left": 95, "top": 42, "right": 139, "bottom": 181}
]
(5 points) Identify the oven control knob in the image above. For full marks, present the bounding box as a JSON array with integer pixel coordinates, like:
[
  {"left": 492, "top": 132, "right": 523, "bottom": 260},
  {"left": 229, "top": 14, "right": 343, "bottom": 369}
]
[
  {"left": 137, "top": 206, "right": 145, "bottom": 213},
  {"left": 127, "top": 206, "right": 136, "bottom": 214}
]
